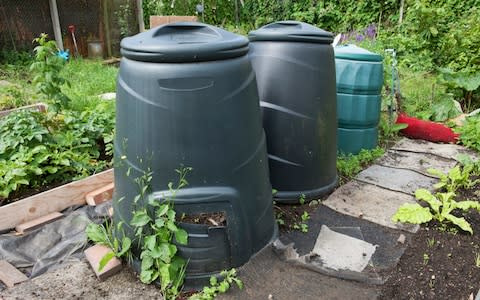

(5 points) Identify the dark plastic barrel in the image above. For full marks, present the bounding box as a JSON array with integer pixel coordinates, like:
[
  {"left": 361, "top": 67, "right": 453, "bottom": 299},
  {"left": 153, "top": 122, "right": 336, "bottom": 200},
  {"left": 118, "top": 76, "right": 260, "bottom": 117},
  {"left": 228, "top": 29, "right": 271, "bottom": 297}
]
[
  {"left": 335, "top": 45, "right": 384, "bottom": 154},
  {"left": 248, "top": 21, "right": 338, "bottom": 203},
  {"left": 114, "top": 22, "right": 276, "bottom": 288}
]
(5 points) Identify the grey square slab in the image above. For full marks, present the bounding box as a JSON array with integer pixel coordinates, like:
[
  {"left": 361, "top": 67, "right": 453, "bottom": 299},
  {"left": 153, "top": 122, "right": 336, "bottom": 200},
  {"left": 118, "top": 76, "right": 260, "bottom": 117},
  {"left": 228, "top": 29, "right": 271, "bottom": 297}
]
[
  {"left": 323, "top": 180, "right": 419, "bottom": 233},
  {"left": 356, "top": 165, "right": 437, "bottom": 195},
  {"left": 311, "top": 225, "right": 376, "bottom": 273},
  {"left": 392, "top": 138, "right": 478, "bottom": 161},
  {"left": 376, "top": 150, "right": 457, "bottom": 178}
]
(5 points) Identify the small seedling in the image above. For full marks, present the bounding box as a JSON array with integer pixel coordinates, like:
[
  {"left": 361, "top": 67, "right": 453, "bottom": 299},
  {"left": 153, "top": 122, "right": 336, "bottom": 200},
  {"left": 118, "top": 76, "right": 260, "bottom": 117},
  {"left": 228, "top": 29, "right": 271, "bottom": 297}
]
[
  {"left": 475, "top": 253, "right": 480, "bottom": 268},
  {"left": 427, "top": 238, "right": 435, "bottom": 248},
  {"left": 423, "top": 253, "right": 429, "bottom": 265},
  {"left": 299, "top": 194, "right": 306, "bottom": 205},
  {"left": 189, "top": 268, "right": 243, "bottom": 300}
]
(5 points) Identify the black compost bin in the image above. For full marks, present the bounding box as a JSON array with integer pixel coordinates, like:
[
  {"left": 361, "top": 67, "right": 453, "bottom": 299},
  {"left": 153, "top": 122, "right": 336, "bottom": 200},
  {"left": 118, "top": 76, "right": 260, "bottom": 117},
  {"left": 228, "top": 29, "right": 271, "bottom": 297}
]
[
  {"left": 248, "top": 21, "right": 338, "bottom": 203},
  {"left": 113, "top": 22, "right": 276, "bottom": 288}
]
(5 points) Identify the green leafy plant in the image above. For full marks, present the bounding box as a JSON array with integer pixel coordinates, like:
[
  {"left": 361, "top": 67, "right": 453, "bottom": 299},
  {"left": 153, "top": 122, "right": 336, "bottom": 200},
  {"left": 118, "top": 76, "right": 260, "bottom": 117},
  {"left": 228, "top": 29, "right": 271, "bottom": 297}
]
[
  {"left": 189, "top": 268, "right": 243, "bottom": 300},
  {"left": 30, "top": 33, "right": 70, "bottom": 112},
  {"left": 379, "top": 117, "right": 408, "bottom": 141},
  {"left": 86, "top": 220, "right": 132, "bottom": 271},
  {"left": 456, "top": 115, "right": 480, "bottom": 152},
  {"left": 475, "top": 252, "right": 480, "bottom": 268},
  {"left": 299, "top": 194, "right": 306, "bottom": 205},
  {"left": 392, "top": 189, "right": 480, "bottom": 234},
  {"left": 292, "top": 211, "right": 310, "bottom": 233},
  {"left": 427, "top": 237, "right": 435, "bottom": 248},
  {"left": 428, "top": 166, "right": 479, "bottom": 193},
  {"left": 130, "top": 166, "right": 190, "bottom": 300}
]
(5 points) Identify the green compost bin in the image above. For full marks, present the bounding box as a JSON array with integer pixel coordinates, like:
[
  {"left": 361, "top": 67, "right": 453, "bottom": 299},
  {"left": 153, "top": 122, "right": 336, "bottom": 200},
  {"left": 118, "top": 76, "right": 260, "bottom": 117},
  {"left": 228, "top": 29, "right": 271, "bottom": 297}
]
[
  {"left": 248, "top": 21, "right": 338, "bottom": 203},
  {"left": 335, "top": 45, "right": 383, "bottom": 155},
  {"left": 114, "top": 22, "right": 276, "bottom": 289}
]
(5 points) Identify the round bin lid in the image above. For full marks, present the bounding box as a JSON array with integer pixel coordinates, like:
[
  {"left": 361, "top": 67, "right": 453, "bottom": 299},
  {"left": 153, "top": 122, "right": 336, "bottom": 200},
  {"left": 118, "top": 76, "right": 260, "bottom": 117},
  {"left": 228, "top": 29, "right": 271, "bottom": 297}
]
[
  {"left": 334, "top": 44, "right": 383, "bottom": 62},
  {"left": 248, "top": 21, "right": 333, "bottom": 44},
  {"left": 121, "top": 22, "right": 249, "bottom": 63}
]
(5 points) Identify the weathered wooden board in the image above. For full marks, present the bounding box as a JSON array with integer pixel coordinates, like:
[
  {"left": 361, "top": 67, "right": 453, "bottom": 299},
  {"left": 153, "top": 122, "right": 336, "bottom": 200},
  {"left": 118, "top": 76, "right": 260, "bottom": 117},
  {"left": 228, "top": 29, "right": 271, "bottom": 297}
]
[
  {"left": 149, "top": 15, "right": 198, "bottom": 28},
  {"left": 0, "top": 169, "right": 113, "bottom": 232}
]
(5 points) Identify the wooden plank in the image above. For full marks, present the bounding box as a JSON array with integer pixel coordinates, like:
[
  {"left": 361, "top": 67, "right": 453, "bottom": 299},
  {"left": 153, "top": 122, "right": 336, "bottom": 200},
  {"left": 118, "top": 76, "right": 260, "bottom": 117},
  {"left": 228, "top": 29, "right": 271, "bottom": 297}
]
[
  {"left": 15, "top": 212, "right": 64, "bottom": 234},
  {"left": 0, "top": 103, "right": 47, "bottom": 118},
  {"left": 85, "top": 182, "right": 114, "bottom": 206},
  {"left": 149, "top": 15, "right": 198, "bottom": 28},
  {"left": 0, "top": 260, "right": 28, "bottom": 288},
  {"left": 0, "top": 169, "right": 113, "bottom": 232}
]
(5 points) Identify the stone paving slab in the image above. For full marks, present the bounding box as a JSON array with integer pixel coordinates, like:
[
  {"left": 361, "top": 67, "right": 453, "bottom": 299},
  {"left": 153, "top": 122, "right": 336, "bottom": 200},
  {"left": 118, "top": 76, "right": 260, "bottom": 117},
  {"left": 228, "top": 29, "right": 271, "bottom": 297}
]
[
  {"left": 391, "top": 138, "right": 478, "bottom": 161},
  {"left": 376, "top": 150, "right": 457, "bottom": 177},
  {"left": 323, "top": 180, "right": 419, "bottom": 233},
  {"left": 312, "top": 225, "right": 376, "bottom": 272},
  {"left": 356, "top": 165, "right": 437, "bottom": 195}
]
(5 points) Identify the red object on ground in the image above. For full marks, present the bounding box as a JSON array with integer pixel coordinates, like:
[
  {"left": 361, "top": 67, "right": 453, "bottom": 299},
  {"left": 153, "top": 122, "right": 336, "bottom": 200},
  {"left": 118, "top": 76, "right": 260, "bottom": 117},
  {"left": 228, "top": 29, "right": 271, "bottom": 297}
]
[{"left": 396, "top": 113, "right": 459, "bottom": 143}]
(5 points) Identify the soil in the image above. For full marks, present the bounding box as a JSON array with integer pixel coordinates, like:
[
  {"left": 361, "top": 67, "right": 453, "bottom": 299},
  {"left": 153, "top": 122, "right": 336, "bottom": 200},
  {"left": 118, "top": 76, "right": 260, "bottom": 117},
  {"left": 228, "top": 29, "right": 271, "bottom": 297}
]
[
  {"left": 380, "top": 182, "right": 480, "bottom": 299},
  {"left": 181, "top": 211, "right": 227, "bottom": 226},
  {"left": 274, "top": 199, "right": 325, "bottom": 233}
]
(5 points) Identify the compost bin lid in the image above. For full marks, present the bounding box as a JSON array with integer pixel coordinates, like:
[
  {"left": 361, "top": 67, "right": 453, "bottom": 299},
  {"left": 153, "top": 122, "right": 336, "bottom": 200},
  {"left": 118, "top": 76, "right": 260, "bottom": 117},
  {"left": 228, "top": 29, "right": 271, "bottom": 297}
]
[
  {"left": 248, "top": 21, "right": 333, "bottom": 44},
  {"left": 334, "top": 44, "right": 383, "bottom": 62},
  {"left": 120, "top": 22, "right": 249, "bottom": 63}
]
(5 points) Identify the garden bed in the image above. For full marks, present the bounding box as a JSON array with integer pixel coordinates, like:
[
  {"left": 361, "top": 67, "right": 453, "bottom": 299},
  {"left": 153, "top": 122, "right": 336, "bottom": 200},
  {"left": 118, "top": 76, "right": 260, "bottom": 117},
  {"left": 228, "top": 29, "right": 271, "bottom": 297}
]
[{"left": 381, "top": 176, "right": 480, "bottom": 299}]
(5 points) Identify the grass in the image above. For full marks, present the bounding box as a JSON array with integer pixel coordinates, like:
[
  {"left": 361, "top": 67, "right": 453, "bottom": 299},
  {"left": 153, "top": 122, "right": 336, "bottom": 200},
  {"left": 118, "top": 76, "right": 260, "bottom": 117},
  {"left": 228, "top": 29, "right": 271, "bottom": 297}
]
[
  {"left": 0, "top": 57, "right": 118, "bottom": 111},
  {"left": 61, "top": 59, "right": 118, "bottom": 110}
]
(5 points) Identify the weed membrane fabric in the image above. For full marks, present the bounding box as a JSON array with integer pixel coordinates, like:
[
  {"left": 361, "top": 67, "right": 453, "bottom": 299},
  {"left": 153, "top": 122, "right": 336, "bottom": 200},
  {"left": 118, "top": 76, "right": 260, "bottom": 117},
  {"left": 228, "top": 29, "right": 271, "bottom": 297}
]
[{"left": 0, "top": 203, "right": 110, "bottom": 287}]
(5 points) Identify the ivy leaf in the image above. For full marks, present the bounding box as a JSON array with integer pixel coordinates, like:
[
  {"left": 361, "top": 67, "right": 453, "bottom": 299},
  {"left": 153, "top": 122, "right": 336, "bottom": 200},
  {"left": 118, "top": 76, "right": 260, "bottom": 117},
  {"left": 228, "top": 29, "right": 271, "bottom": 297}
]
[
  {"left": 175, "top": 228, "right": 188, "bottom": 245},
  {"left": 392, "top": 203, "right": 433, "bottom": 224},
  {"left": 98, "top": 251, "right": 115, "bottom": 272},
  {"left": 444, "top": 214, "right": 473, "bottom": 234}
]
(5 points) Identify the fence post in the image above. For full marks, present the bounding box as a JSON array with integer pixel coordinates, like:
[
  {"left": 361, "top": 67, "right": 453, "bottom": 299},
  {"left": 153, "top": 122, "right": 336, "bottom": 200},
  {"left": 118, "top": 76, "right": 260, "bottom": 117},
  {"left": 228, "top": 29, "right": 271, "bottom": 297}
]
[{"left": 48, "top": 0, "right": 64, "bottom": 50}]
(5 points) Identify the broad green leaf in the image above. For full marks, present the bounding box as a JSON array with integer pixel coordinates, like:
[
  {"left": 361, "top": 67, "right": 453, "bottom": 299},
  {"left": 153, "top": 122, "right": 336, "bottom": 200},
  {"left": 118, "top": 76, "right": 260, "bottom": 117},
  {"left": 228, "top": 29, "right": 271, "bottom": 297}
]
[
  {"left": 156, "top": 204, "right": 169, "bottom": 217},
  {"left": 167, "top": 220, "right": 178, "bottom": 232},
  {"left": 453, "top": 200, "right": 480, "bottom": 211},
  {"left": 415, "top": 189, "right": 441, "bottom": 213},
  {"left": 159, "top": 264, "right": 171, "bottom": 290},
  {"left": 218, "top": 281, "right": 230, "bottom": 293},
  {"left": 155, "top": 218, "right": 165, "bottom": 228},
  {"left": 233, "top": 278, "right": 244, "bottom": 289},
  {"left": 85, "top": 223, "right": 108, "bottom": 244},
  {"left": 444, "top": 214, "right": 473, "bottom": 234},
  {"left": 130, "top": 210, "right": 151, "bottom": 227},
  {"left": 144, "top": 235, "right": 156, "bottom": 251},
  {"left": 151, "top": 242, "right": 172, "bottom": 262},
  {"left": 392, "top": 203, "right": 433, "bottom": 224},
  {"left": 140, "top": 269, "right": 155, "bottom": 284},
  {"left": 175, "top": 228, "right": 188, "bottom": 245},
  {"left": 167, "top": 209, "right": 176, "bottom": 221},
  {"left": 117, "top": 237, "right": 131, "bottom": 257},
  {"left": 448, "top": 166, "right": 461, "bottom": 181},
  {"left": 98, "top": 251, "right": 115, "bottom": 272},
  {"left": 427, "top": 168, "right": 446, "bottom": 178},
  {"left": 141, "top": 252, "right": 154, "bottom": 271},
  {"left": 210, "top": 275, "right": 218, "bottom": 286}
]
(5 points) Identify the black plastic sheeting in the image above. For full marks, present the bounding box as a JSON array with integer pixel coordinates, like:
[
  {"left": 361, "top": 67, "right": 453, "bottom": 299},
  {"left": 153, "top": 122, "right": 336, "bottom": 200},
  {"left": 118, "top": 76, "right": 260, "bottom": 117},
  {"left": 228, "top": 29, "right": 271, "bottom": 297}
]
[{"left": 0, "top": 202, "right": 110, "bottom": 286}]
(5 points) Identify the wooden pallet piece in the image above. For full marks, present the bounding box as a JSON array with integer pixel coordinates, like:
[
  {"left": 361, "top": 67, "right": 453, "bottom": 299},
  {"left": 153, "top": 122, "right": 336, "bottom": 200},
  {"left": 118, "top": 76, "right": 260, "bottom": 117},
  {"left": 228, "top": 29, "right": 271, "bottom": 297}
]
[{"left": 0, "top": 169, "right": 113, "bottom": 232}]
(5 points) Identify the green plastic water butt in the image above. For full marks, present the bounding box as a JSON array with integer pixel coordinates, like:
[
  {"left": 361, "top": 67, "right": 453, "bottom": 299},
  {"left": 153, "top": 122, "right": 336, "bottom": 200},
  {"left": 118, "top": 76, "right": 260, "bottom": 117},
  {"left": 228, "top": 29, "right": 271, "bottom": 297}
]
[
  {"left": 337, "top": 127, "right": 378, "bottom": 155},
  {"left": 335, "top": 45, "right": 383, "bottom": 154}
]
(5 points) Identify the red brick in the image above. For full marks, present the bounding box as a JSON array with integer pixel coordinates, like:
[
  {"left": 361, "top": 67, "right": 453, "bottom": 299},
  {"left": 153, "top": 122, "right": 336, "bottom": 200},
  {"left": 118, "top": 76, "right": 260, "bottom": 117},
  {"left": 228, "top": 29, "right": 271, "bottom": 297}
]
[
  {"left": 0, "top": 260, "right": 28, "bottom": 288},
  {"left": 84, "top": 244, "right": 122, "bottom": 281},
  {"left": 85, "top": 183, "right": 114, "bottom": 206},
  {"left": 15, "top": 212, "right": 64, "bottom": 234}
]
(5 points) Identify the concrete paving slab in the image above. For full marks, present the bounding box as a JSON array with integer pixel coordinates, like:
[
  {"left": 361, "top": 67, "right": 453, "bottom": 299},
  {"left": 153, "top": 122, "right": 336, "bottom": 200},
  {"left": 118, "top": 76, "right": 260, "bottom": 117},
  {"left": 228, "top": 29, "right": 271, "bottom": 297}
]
[
  {"left": 323, "top": 180, "right": 419, "bottom": 233},
  {"left": 376, "top": 150, "right": 457, "bottom": 177},
  {"left": 312, "top": 225, "right": 376, "bottom": 272},
  {"left": 356, "top": 165, "right": 437, "bottom": 195},
  {"left": 218, "top": 244, "right": 380, "bottom": 300},
  {"left": 392, "top": 138, "right": 478, "bottom": 161}
]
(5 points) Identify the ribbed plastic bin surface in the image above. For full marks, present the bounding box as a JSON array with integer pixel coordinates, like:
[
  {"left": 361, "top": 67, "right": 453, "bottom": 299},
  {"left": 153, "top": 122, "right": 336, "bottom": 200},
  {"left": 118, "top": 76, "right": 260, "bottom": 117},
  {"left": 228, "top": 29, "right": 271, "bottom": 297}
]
[
  {"left": 114, "top": 22, "right": 276, "bottom": 288},
  {"left": 249, "top": 21, "right": 338, "bottom": 203},
  {"left": 335, "top": 45, "right": 383, "bottom": 154}
]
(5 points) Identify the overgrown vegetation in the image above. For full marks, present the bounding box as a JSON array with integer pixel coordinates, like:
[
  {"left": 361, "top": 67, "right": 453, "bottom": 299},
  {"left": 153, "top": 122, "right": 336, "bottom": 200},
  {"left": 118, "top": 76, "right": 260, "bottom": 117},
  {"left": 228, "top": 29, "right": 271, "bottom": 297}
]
[
  {"left": 0, "top": 35, "right": 117, "bottom": 202},
  {"left": 337, "top": 147, "right": 385, "bottom": 182}
]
